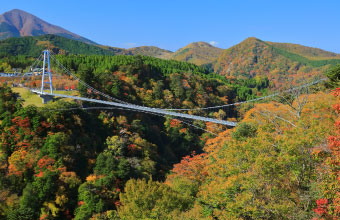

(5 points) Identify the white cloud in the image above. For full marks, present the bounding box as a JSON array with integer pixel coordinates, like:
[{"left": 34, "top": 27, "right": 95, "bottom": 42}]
[
  {"left": 209, "top": 41, "right": 219, "bottom": 46},
  {"left": 123, "top": 42, "right": 137, "bottom": 48}
]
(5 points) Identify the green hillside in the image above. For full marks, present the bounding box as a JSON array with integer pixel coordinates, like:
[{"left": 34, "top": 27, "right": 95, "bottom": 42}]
[
  {"left": 0, "top": 35, "right": 117, "bottom": 57},
  {"left": 267, "top": 41, "right": 340, "bottom": 60},
  {"left": 0, "top": 35, "right": 174, "bottom": 59}
]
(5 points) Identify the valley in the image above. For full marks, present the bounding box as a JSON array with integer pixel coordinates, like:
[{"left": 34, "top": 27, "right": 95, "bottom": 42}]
[{"left": 0, "top": 7, "right": 340, "bottom": 220}]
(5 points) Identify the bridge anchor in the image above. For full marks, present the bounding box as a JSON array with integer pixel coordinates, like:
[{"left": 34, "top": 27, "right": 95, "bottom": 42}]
[{"left": 39, "top": 94, "right": 54, "bottom": 104}]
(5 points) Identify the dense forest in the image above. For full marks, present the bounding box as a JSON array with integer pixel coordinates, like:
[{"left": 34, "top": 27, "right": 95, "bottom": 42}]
[
  {"left": 0, "top": 53, "right": 270, "bottom": 219},
  {"left": 0, "top": 50, "right": 340, "bottom": 219}
]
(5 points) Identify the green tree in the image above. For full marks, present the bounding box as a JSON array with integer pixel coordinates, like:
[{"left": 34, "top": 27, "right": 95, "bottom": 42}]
[
  {"left": 118, "top": 179, "right": 191, "bottom": 220},
  {"left": 74, "top": 182, "right": 106, "bottom": 220},
  {"left": 0, "top": 85, "right": 21, "bottom": 118},
  {"left": 231, "top": 122, "right": 257, "bottom": 140},
  {"left": 326, "top": 64, "right": 340, "bottom": 87}
]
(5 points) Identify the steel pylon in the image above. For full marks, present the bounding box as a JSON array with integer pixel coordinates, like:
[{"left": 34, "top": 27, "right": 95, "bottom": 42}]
[{"left": 41, "top": 50, "right": 53, "bottom": 94}]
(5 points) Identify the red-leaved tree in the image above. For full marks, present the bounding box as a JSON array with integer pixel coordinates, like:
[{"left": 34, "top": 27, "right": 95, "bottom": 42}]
[{"left": 314, "top": 88, "right": 340, "bottom": 219}]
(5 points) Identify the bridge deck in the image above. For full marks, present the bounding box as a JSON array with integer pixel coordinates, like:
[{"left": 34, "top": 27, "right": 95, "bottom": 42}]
[{"left": 31, "top": 90, "right": 237, "bottom": 126}]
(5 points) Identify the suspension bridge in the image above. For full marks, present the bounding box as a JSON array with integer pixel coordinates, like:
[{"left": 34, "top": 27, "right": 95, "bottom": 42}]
[
  {"left": 6, "top": 49, "right": 327, "bottom": 130},
  {"left": 21, "top": 50, "right": 242, "bottom": 126}
]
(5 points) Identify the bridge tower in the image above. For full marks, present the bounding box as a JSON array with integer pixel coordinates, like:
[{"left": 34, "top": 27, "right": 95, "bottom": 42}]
[
  {"left": 41, "top": 49, "right": 53, "bottom": 94},
  {"left": 40, "top": 50, "right": 54, "bottom": 103}
]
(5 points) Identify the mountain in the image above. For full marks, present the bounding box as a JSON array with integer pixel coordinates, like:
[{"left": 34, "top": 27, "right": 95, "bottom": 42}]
[
  {"left": 0, "top": 9, "right": 95, "bottom": 44},
  {"left": 170, "top": 41, "right": 223, "bottom": 66},
  {"left": 214, "top": 37, "right": 340, "bottom": 87}
]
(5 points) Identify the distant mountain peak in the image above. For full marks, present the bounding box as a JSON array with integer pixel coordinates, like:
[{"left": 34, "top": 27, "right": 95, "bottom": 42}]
[
  {"left": 170, "top": 41, "right": 223, "bottom": 65},
  {"left": 3, "top": 9, "right": 28, "bottom": 16},
  {"left": 7, "top": 9, "right": 25, "bottom": 12},
  {"left": 127, "top": 46, "right": 173, "bottom": 58},
  {"left": 238, "top": 37, "right": 264, "bottom": 45},
  {"left": 244, "top": 36, "right": 260, "bottom": 41},
  {"left": 185, "top": 41, "right": 220, "bottom": 49},
  {"left": 0, "top": 9, "right": 96, "bottom": 44}
]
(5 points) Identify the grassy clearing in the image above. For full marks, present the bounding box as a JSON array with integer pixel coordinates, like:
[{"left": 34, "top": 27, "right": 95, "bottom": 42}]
[{"left": 12, "top": 87, "right": 79, "bottom": 107}]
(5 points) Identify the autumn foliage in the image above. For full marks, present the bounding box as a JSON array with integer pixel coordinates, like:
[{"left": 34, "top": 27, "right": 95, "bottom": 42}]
[
  {"left": 1, "top": 51, "right": 340, "bottom": 219},
  {"left": 166, "top": 152, "right": 208, "bottom": 185},
  {"left": 312, "top": 88, "right": 340, "bottom": 219}
]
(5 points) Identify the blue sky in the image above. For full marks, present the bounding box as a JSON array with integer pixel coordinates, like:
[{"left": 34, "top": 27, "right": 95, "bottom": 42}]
[{"left": 1, "top": 0, "right": 340, "bottom": 53}]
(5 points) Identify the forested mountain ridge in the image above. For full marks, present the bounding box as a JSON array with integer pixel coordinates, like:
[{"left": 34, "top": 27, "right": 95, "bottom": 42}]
[
  {"left": 0, "top": 35, "right": 117, "bottom": 57},
  {"left": 214, "top": 37, "right": 340, "bottom": 87},
  {"left": 0, "top": 9, "right": 95, "bottom": 44}
]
